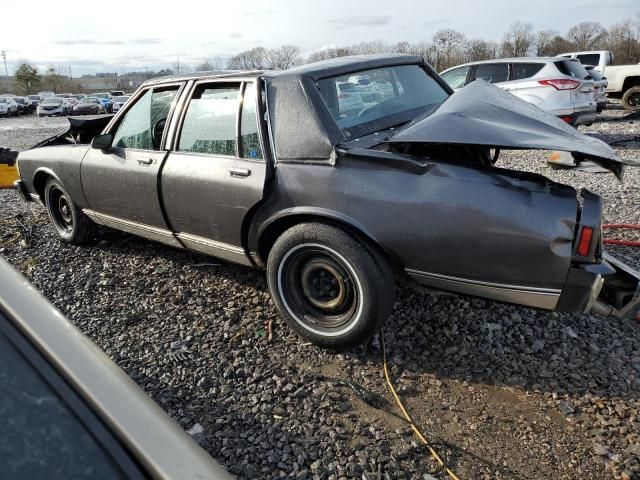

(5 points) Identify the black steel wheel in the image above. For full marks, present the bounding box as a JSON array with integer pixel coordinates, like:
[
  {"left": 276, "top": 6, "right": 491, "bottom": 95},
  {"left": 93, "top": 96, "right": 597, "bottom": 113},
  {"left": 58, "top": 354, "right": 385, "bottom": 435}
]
[
  {"left": 622, "top": 86, "right": 640, "bottom": 111},
  {"left": 44, "top": 178, "right": 96, "bottom": 244},
  {"left": 267, "top": 223, "right": 395, "bottom": 350}
]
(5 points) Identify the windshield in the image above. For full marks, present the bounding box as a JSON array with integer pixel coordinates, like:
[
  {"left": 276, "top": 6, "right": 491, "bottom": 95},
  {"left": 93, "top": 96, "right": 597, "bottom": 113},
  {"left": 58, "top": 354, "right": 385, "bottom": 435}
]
[
  {"left": 28, "top": 95, "right": 40, "bottom": 100},
  {"left": 14, "top": 98, "right": 25, "bottom": 104},
  {"left": 95, "top": 93, "right": 109, "bottom": 99},
  {"left": 43, "top": 99, "right": 63, "bottom": 105},
  {"left": 316, "top": 64, "right": 449, "bottom": 138},
  {"left": 80, "top": 97, "right": 98, "bottom": 103},
  {"left": 114, "top": 96, "right": 129, "bottom": 102},
  {"left": 0, "top": 98, "right": 6, "bottom": 103}
]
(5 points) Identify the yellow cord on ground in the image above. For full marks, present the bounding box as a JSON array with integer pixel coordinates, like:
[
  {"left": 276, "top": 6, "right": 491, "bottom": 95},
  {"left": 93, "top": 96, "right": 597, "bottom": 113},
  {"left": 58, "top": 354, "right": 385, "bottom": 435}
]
[{"left": 382, "top": 331, "right": 461, "bottom": 480}]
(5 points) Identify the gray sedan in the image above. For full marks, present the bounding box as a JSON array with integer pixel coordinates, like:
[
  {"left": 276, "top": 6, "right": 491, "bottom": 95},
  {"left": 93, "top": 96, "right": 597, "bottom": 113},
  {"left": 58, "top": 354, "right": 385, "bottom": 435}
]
[{"left": 14, "top": 54, "right": 640, "bottom": 349}]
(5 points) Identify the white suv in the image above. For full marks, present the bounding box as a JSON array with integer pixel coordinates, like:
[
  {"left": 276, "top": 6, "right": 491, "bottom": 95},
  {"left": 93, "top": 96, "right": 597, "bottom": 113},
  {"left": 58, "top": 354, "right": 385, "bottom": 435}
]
[{"left": 440, "top": 57, "right": 598, "bottom": 126}]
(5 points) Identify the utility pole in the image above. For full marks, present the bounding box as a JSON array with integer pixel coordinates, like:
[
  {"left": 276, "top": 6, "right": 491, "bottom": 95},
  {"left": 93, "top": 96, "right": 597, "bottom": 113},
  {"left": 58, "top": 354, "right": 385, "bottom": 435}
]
[
  {"left": 1, "top": 50, "right": 8, "bottom": 78},
  {"left": 68, "top": 66, "right": 73, "bottom": 90}
]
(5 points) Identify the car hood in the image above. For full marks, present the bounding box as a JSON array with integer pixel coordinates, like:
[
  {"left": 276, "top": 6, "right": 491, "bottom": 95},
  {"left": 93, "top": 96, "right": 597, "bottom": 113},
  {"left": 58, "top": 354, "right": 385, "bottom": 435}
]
[{"left": 388, "top": 80, "right": 636, "bottom": 181}]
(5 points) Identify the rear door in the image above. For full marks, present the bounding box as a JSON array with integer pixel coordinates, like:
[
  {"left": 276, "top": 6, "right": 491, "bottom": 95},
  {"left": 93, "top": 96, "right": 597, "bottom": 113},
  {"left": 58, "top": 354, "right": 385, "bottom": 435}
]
[
  {"left": 80, "top": 84, "right": 183, "bottom": 245},
  {"left": 161, "top": 80, "right": 267, "bottom": 265}
]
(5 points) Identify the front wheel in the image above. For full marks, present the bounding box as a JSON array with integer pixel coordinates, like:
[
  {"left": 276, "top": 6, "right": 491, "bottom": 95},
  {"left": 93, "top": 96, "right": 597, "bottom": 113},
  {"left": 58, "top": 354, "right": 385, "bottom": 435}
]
[
  {"left": 622, "top": 86, "right": 640, "bottom": 111},
  {"left": 267, "top": 223, "right": 395, "bottom": 350},
  {"left": 44, "top": 178, "right": 96, "bottom": 244}
]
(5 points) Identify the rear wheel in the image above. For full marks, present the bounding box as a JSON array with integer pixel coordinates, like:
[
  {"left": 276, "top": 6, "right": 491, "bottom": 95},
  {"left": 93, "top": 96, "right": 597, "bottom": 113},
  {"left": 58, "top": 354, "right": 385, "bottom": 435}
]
[
  {"left": 44, "top": 178, "right": 96, "bottom": 244},
  {"left": 266, "top": 223, "right": 395, "bottom": 350},
  {"left": 621, "top": 86, "right": 640, "bottom": 111}
]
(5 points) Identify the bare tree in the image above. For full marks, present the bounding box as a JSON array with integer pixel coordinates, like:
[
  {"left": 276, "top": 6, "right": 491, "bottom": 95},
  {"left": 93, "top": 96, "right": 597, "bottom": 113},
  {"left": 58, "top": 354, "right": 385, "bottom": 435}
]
[
  {"left": 567, "top": 21, "right": 607, "bottom": 50},
  {"left": 606, "top": 19, "right": 640, "bottom": 65},
  {"left": 501, "top": 22, "right": 534, "bottom": 57},
  {"left": 464, "top": 39, "right": 498, "bottom": 62},
  {"left": 265, "top": 45, "right": 301, "bottom": 69},
  {"left": 307, "top": 47, "right": 351, "bottom": 63},
  {"left": 534, "top": 30, "right": 558, "bottom": 56},
  {"left": 196, "top": 57, "right": 229, "bottom": 71},
  {"left": 432, "top": 29, "right": 466, "bottom": 70},
  {"left": 228, "top": 47, "right": 268, "bottom": 70}
]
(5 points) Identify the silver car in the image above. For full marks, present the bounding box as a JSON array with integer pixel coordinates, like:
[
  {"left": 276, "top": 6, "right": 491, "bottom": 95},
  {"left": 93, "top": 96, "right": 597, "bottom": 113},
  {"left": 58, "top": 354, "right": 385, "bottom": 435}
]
[{"left": 440, "top": 57, "right": 598, "bottom": 126}]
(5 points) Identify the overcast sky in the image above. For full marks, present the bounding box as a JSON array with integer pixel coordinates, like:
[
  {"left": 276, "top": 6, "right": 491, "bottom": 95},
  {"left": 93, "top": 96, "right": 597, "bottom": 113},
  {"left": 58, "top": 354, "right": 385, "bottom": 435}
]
[{"left": 1, "top": 0, "right": 636, "bottom": 75}]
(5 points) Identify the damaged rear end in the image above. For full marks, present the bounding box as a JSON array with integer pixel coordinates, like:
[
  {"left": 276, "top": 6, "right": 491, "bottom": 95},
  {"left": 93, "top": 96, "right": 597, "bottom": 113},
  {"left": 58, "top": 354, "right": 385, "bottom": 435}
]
[
  {"left": 386, "top": 80, "right": 640, "bottom": 321},
  {"left": 555, "top": 190, "right": 640, "bottom": 320}
]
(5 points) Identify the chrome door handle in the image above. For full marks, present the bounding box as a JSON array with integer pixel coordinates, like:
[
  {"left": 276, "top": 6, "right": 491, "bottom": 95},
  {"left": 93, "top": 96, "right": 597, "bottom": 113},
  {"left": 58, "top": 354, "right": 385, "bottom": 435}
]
[
  {"left": 229, "top": 167, "right": 251, "bottom": 178},
  {"left": 138, "top": 158, "right": 153, "bottom": 165}
]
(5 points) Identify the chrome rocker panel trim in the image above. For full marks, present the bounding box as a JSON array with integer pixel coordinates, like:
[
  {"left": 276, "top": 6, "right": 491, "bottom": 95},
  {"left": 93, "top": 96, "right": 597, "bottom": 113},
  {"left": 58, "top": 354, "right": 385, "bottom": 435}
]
[{"left": 406, "top": 268, "right": 561, "bottom": 310}]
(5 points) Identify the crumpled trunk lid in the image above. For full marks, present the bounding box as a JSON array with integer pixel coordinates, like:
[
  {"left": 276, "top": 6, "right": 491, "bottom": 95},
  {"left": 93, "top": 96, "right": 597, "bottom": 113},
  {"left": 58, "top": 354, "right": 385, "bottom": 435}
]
[{"left": 388, "top": 80, "right": 637, "bottom": 181}]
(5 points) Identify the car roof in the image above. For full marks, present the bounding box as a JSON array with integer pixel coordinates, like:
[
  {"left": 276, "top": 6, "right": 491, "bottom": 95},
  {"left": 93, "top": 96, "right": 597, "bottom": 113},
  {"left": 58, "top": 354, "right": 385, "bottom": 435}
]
[
  {"left": 143, "top": 54, "right": 424, "bottom": 87},
  {"left": 441, "top": 56, "right": 572, "bottom": 73}
]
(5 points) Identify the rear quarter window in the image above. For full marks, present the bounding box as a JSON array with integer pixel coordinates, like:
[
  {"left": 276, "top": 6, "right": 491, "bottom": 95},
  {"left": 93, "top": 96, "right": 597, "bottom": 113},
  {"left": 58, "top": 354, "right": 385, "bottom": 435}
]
[
  {"left": 576, "top": 54, "right": 600, "bottom": 67},
  {"left": 510, "top": 63, "right": 544, "bottom": 80},
  {"left": 554, "top": 60, "right": 591, "bottom": 80}
]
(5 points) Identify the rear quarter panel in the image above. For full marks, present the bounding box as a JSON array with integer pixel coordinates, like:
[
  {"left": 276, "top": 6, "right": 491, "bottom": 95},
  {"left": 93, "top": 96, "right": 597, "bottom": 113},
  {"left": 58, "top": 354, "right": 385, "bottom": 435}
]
[
  {"left": 254, "top": 156, "right": 578, "bottom": 290},
  {"left": 18, "top": 145, "right": 91, "bottom": 207}
]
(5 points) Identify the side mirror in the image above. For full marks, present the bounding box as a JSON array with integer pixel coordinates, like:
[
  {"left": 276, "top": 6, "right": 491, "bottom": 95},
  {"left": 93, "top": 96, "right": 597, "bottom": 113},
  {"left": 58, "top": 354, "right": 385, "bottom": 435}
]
[{"left": 91, "top": 134, "right": 113, "bottom": 150}]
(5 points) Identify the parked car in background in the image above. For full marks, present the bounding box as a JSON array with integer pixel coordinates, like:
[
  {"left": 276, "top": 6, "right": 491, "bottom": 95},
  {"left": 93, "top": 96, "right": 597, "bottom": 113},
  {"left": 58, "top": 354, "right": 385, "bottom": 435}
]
[
  {"left": 94, "top": 92, "right": 114, "bottom": 112},
  {"left": 64, "top": 97, "right": 78, "bottom": 112},
  {"left": 110, "top": 90, "right": 125, "bottom": 97},
  {"left": 10, "top": 96, "right": 31, "bottom": 114},
  {"left": 13, "top": 55, "right": 640, "bottom": 349},
  {"left": 559, "top": 50, "right": 640, "bottom": 110},
  {"left": 111, "top": 95, "right": 131, "bottom": 113},
  {"left": 72, "top": 94, "right": 85, "bottom": 99},
  {"left": 0, "top": 97, "right": 19, "bottom": 116},
  {"left": 336, "top": 82, "right": 365, "bottom": 116},
  {"left": 37, "top": 97, "right": 68, "bottom": 117},
  {"left": 26, "top": 94, "right": 42, "bottom": 109},
  {"left": 584, "top": 66, "right": 608, "bottom": 113},
  {"left": 0, "top": 258, "right": 232, "bottom": 480},
  {"left": 37, "top": 91, "right": 56, "bottom": 99},
  {"left": 72, "top": 96, "right": 106, "bottom": 115},
  {"left": 440, "top": 57, "right": 598, "bottom": 126}
]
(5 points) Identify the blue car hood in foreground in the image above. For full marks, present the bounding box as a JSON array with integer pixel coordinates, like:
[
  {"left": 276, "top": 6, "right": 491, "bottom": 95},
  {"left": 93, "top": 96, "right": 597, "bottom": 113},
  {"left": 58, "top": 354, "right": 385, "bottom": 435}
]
[{"left": 389, "top": 80, "right": 637, "bottom": 181}]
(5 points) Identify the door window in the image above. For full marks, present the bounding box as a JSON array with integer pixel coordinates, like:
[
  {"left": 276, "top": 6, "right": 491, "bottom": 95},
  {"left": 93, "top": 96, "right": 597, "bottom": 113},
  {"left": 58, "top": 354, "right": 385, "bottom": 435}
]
[
  {"left": 112, "top": 86, "right": 179, "bottom": 150},
  {"left": 510, "top": 63, "right": 544, "bottom": 80},
  {"left": 178, "top": 84, "right": 240, "bottom": 156},
  {"left": 471, "top": 63, "right": 508, "bottom": 84},
  {"left": 239, "top": 83, "right": 263, "bottom": 160},
  {"left": 440, "top": 66, "right": 470, "bottom": 89}
]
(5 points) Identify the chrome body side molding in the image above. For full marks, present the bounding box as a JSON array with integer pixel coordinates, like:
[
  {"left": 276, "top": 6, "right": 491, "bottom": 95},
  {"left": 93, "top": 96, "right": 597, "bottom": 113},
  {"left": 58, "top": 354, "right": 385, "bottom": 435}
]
[
  {"left": 83, "top": 209, "right": 184, "bottom": 249},
  {"left": 83, "top": 209, "right": 252, "bottom": 266},
  {"left": 406, "top": 268, "right": 561, "bottom": 310},
  {"left": 175, "top": 232, "right": 251, "bottom": 266}
]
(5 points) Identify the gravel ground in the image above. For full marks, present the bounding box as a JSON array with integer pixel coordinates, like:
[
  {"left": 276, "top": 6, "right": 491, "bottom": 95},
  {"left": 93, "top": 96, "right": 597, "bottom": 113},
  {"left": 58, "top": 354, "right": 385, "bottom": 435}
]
[{"left": 1, "top": 105, "right": 639, "bottom": 479}]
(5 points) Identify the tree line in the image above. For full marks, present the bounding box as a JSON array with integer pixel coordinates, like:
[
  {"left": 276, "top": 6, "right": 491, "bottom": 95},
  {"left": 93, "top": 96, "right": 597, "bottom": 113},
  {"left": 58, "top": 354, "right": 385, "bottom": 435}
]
[
  {"left": 225, "top": 19, "right": 639, "bottom": 72},
  {"left": 9, "top": 18, "right": 640, "bottom": 95}
]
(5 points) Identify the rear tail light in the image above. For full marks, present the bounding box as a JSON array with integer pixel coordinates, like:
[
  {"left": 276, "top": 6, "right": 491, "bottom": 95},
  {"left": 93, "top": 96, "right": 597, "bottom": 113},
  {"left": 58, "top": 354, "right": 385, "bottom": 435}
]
[
  {"left": 538, "top": 79, "right": 580, "bottom": 90},
  {"left": 577, "top": 226, "right": 594, "bottom": 257},
  {"left": 560, "top": 116, "right": 573, "bottom": 123}
]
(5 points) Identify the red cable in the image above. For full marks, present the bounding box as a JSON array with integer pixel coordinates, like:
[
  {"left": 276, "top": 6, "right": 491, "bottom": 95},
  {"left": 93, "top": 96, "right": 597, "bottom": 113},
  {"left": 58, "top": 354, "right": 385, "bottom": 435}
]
[{"left": 602, "top": 224, "right": 640, "bottom": 247}]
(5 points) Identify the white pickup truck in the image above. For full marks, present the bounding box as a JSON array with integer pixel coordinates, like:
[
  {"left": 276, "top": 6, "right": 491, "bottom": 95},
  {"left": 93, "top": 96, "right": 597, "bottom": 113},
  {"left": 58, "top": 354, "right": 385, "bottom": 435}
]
[{"left": 559, "top": 50, "right": 640, "bottom": 111}]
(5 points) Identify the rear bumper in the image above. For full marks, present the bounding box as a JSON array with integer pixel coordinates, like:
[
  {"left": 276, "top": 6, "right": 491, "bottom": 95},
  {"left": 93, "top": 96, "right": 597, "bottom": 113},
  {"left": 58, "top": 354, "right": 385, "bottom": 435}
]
[
  {"left": 559, "top": 110, "right": 598, "bottom": 126},
  {"left": 557, "top": 253, "right": 640, "bottom": 320}
]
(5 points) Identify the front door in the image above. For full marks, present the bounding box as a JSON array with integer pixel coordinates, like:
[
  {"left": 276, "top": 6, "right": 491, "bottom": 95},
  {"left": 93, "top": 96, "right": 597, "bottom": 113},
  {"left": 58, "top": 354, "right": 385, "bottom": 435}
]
[
  {"left": 161, "top": 81, "right": 267, "bottom": 264},
  {"left": 81, "top": 85, "right": 182, "bottom": 245}
]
